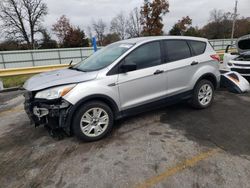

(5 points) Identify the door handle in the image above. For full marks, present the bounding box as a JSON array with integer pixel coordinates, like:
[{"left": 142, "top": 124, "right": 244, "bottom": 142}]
[
  {"left": 191, "top": 61, "right": 199, "bottom": 66},
  {"left": 154, "top": 70, "right": 164, "bottom": 75}
]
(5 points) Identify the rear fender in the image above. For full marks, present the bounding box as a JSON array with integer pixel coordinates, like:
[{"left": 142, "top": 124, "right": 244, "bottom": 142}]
[{"left": 190, "top": 64, "right": 220, "bottom": 89}]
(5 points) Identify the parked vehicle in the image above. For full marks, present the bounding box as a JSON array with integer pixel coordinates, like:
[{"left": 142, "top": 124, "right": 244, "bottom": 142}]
[
  {"left": 222, "top": 34, "right": 250, "bottom": 77},
  {"left": 23, "top": 36, "right": 221, "bottom": 141}
]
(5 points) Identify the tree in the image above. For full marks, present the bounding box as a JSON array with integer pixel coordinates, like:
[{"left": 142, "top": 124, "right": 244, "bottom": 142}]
[
  {"left": 234, "top": 18, "right": 250, "bottom": 38},
  {"left": 169, "top": 24, "right": 182, "bottom": 35},
  {"left": 201, "top": 9, "right": 234, "bottom": 39},
  {"left": 103, "top": 33, "right": 120, "bottom": 46},
  {"left": 52, "top": 15, "right": 89, "bottom": 47},
  {"left": 0, "top": 40, "right": 19, "bottom": 51},
  {"left": 126, "top": 8, "right": 142, "bottom": 38},
  {"left": 63, "top": 27, "right": 89, "bottom": 48},
  {"left": 209, "top": 9, "right": 224, "bottom": 23},
  {"left": 52, "top": 15, "right": 71, "bottom": 44},
  {"left": 141, "top": 0, "right": 169, "bottom": 36},
  {"left": 92, "top": 19, "right": 107, "bottom": 46},
  {"left": 110, "top": 12, "right": 127, "bottom": 40},
  {"left": 169, "top": 16, "right": 192, "bottom": 35},
  {"left": 184, "top": 27, "right": 202, "bottom": 37},
  {"left": 39, "top": 29, "right": 58, "bottom": 49},
  {"left": 0, "top": 0, "right": 48, "bottom": 49}
]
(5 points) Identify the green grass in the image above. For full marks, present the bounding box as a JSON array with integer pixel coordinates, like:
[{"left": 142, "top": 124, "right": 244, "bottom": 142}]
[{"left": 0, "top": 74, "right": 34, "bottom": 88}]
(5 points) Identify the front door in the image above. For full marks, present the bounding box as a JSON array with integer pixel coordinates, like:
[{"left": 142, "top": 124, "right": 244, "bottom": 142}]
[{"left": 117, "top": 41, "right": 167, "bottom": 110}]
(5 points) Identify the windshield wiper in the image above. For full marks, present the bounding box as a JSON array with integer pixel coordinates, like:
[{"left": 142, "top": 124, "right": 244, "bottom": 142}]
[{"left": 68, "top": 66, "right": 86, "bottom": 72}]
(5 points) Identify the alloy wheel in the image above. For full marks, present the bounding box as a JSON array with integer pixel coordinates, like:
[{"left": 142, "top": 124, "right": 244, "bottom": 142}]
[{"left": 80, "top": 108, "right": 109, "bottom": 137}]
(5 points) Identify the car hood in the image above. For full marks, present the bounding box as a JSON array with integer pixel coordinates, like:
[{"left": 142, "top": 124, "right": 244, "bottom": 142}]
[
  {"left": 23, "top": 68, "right": 98, "bottom": 91},
  {"left": 237, "top": 34, "right": 250, "bottom": 53}
]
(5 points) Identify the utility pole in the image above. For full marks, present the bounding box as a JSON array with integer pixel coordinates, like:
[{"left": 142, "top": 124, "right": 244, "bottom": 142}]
[{"left": 231, "top": 0, "right": 238, "bottom": 45}]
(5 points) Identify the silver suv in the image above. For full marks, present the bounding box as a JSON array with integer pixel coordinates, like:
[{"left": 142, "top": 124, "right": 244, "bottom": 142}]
[{"left": 23, "top": 36, "right": 221, "bottom": 141}]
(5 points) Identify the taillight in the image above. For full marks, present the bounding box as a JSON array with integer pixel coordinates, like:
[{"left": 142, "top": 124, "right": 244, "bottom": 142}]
[{"left": 210, "top": 54, "right": 221, "bottom": 63}]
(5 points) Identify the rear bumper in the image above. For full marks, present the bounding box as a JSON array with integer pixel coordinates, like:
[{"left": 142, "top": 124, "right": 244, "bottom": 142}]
[{"left": 24, "top": 91, "right": 73, "bottom": 134}]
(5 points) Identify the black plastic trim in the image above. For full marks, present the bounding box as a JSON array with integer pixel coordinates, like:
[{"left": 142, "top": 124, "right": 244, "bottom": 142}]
[{"left": 120, "top": 90, "right": 193, "bottom": 118}]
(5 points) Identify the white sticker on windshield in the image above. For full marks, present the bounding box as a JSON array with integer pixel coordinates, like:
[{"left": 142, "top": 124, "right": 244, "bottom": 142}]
[{"left": 119, "top": 44, "right": 133, "bottom": 48}]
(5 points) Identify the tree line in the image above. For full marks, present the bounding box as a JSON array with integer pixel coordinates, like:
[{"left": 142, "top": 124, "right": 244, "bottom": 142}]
[{"left": 0, "top": 0, "right": 249, "bottom": 51}]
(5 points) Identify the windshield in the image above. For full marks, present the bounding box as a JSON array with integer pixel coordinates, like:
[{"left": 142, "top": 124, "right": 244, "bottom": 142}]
[{"left": 72, "top": 43, "right": 134, "bottom": 72}]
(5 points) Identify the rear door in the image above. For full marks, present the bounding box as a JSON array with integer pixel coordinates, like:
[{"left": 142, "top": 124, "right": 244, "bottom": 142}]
[
  {"left": 117, "top": 41, "right": 167, "bottom": 110},
  {"left": 163, "top": 40, "right": 206, "bottom": 95}
]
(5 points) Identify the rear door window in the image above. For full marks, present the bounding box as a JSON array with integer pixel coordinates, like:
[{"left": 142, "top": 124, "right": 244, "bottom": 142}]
[
  {"left": 163, "top": 40, "right": 191, "bottom": 62},
  {"left": 188, "top": 41, "right": 206, "bottom": 55}
]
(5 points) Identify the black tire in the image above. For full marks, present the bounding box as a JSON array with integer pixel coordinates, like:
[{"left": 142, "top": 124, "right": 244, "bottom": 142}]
[
  {"left": 72, "top": 101, "right": 114, "bottom": 142},
  {"left": 190, "top": 79, "right": 215, "bottom": 109}
]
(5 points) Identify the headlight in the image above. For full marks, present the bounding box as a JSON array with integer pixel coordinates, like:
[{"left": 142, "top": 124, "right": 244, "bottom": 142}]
[{"left": 35, "top": 84, "right": 76, "bottom": 100}]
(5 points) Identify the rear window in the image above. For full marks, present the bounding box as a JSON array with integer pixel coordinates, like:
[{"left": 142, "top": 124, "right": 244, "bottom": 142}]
[
  {"left": 163, "top": 40, "right": 191, "bottom": 62},
  {"left": 188, "top": 41, "right": 206, "bottom": 55}
]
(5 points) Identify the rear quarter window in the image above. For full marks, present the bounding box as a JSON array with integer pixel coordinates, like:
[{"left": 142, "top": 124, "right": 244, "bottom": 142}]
[{"left": 188, "top": 41, "right": 206, "bottom": 56}]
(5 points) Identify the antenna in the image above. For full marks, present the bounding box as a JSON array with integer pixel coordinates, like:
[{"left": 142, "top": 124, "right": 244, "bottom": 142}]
[{"left": 231, "top": 0, "right": 238, "bottom": 45}]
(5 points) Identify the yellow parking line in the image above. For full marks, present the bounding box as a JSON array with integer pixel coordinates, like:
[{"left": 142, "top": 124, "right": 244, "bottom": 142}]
[
  {"left": 0, "top": 107, "right": 23, "bottom": 116},
  {"left": 136, "top": 148, "right": 220, "bottom": 188}
]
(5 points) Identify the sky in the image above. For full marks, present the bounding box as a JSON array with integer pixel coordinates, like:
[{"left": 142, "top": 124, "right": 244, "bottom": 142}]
[
  {"left": 43, "top": 0, "right": 250, "bottom": 38},
  {"left": 5, "top": 0, "right": 250, "bottom": 40}
]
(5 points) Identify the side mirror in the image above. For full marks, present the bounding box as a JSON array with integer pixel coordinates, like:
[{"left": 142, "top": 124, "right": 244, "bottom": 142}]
[{"left": 120, "top": 62, "right": 137, "bottom": 73}]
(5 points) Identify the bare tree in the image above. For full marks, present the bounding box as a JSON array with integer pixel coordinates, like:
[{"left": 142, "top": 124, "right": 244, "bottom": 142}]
[
  {"left": 110, "top": 12, "right": 127, "bottom": 40},
  {"left": 92, "top": 19, "right": 106, "bottom": 46},
  {"left": 202, "top": 9, "right": 235, "bottom": 39},
  {"left": 209, "top": 9, "right": 224, "bottom": 23},
  {"left": 52, "top": 15, "right": 72, "bottom": 45},
  {"left": 0, "top": 0, "right": 48, "bottom": 49},
  {"left": 126, "top": 8, "right": 142, "bottom": 38}
]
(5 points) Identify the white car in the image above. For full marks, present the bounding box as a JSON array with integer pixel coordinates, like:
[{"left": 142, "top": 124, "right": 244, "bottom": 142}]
[{"left": 222, "top": 34, "right": 250, "bottom": 77}]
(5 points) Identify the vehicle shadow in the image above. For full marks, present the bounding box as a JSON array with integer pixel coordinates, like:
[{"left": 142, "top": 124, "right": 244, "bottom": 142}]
[{"left": 160, "top": 90, "right": 250, "bottom": 157}]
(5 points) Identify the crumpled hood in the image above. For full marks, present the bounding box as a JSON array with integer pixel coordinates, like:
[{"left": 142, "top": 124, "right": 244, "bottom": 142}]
[
  {"left": 23, "top": 68, "right": 98, "bottom": 91},
  {"left": 237, "top": 34, "right": 250, "bottom": 53}
]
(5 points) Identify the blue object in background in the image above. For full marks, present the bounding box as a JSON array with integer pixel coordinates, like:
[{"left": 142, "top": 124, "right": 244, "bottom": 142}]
[{"left": 92, "top": 37, "right": 97, "bottom": 52}]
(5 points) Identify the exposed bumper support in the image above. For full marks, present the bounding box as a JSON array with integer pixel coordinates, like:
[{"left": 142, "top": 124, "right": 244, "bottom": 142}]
[{"left": 24, "top": 93, "right": 73, "bottom": 135}]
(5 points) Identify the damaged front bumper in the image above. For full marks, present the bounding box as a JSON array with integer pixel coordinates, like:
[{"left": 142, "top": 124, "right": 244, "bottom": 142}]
[{"left": 24, "top": 91, "right": 73, "bottom": 135}]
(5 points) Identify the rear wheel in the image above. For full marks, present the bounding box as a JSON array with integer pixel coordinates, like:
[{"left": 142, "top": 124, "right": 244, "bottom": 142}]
[
  {"left": 72, "top": 101, "right": 114, "bottom": 141},
  {"left": 191, "top": 80, "right": 214, "bottom": 109}
]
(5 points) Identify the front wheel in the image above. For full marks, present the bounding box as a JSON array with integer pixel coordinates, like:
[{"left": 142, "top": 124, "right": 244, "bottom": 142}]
[
  {"left": 190, "top": 80, "right": 214, "bottom": 109},
  {"left": 72, "top": 101, "right": 114, "bottom": 142}
]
